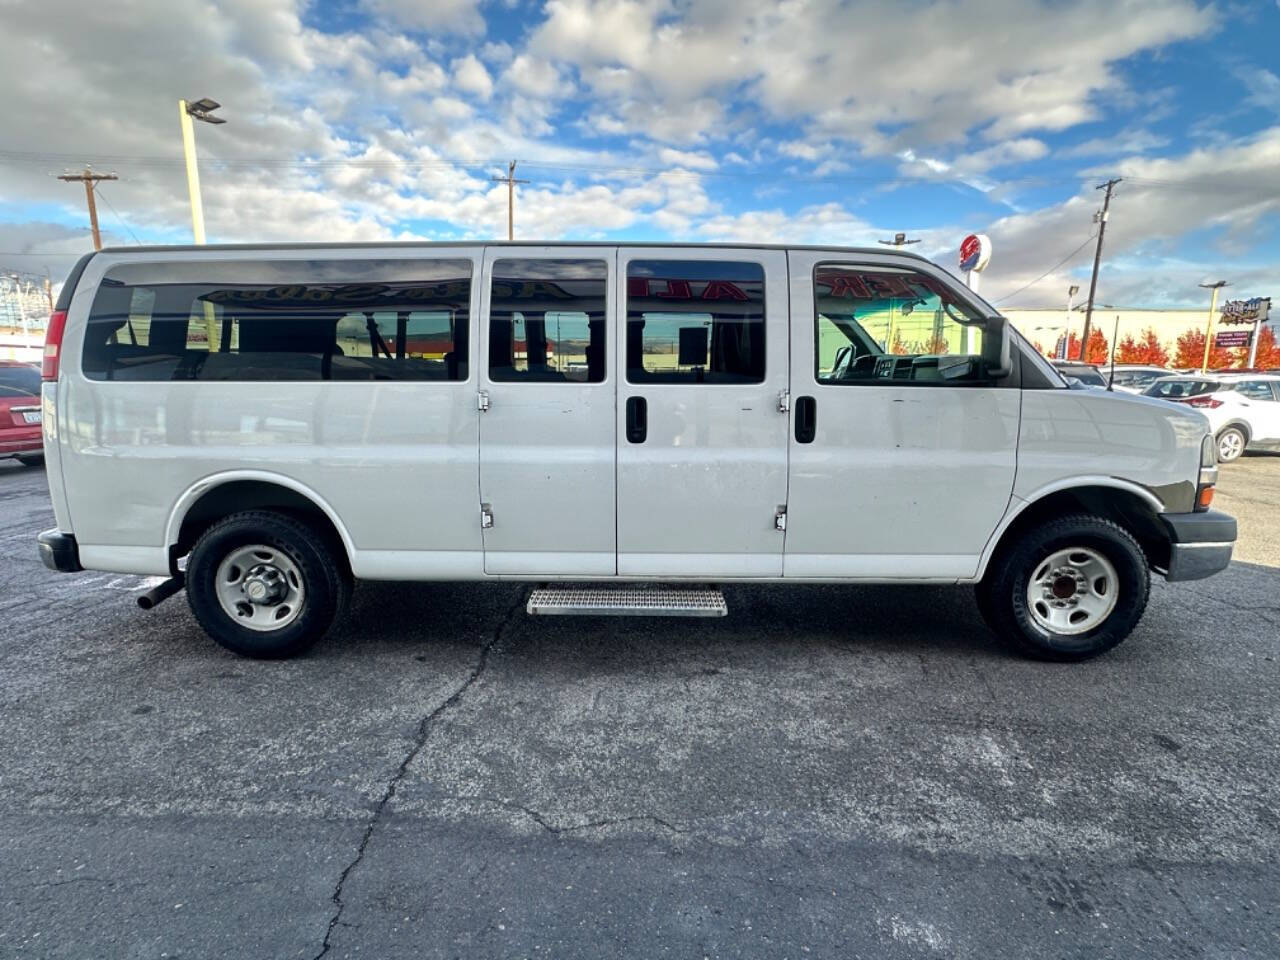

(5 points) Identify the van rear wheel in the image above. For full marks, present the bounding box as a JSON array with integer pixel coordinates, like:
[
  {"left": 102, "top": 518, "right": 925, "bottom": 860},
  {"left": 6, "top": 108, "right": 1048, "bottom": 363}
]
[
  {"left": 187, "top": 510, "right": 347, "bottom": 659},
  {"left": 976, "top": 514, "right": 1149, "bottom": 661}
]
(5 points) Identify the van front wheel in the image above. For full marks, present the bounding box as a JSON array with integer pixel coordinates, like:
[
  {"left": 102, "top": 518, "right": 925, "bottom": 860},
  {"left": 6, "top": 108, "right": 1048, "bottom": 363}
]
[
  {"left": 976, "top": 514, "right": 1150, "bottom": 661},
  {"left": 186, "top": 511, "right": 346, "bottom": 659}
]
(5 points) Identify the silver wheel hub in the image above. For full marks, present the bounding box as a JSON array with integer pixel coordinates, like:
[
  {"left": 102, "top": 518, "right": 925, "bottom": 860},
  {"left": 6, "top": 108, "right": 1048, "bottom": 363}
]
[
  {"left": 1219, "top": 432, "right": 1243, "bottom": 460},
  {"left": 1026, "top": 546, "right": 1118, "bottom": 636},
  {"left": 215, "top": 545, "right": 305, "bottom": 632}
]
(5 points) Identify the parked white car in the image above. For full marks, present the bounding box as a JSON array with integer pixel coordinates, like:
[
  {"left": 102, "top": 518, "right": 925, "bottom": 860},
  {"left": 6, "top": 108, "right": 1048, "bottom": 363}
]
[
  {"left": 37, "top": 243, "right": 1234, "bottom": 663},
  {"left": 1175, "top": 373, "right": 1280, "bottom": 461}
]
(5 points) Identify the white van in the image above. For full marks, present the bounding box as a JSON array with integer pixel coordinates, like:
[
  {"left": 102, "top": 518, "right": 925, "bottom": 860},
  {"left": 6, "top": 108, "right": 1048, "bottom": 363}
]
[{"left": 36, "top": 243, "right": 1235, "bottom": 661}]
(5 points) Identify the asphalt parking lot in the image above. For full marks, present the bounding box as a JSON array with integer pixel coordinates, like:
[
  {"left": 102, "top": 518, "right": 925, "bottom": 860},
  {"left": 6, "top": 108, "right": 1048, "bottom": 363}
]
[{"left": 1, "top": 457, "right": 1277, "bottom": 959}]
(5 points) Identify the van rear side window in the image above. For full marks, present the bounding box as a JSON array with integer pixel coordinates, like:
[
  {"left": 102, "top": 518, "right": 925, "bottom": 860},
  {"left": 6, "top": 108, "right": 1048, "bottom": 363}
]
[{"left": 81, "top": 259, "right": 472, "bottom": 382}]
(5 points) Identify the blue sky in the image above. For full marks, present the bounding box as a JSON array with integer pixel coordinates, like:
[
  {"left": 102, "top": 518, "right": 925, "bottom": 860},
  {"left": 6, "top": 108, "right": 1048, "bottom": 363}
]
[{"left": 0, "top": 0, "right": 1277, "bottom": 307}]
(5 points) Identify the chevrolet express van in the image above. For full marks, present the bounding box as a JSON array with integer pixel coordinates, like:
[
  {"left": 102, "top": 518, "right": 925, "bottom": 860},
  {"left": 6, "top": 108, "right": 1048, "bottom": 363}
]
[{"left": 36, "top": 243, "right": 1236, "bottom": 661}]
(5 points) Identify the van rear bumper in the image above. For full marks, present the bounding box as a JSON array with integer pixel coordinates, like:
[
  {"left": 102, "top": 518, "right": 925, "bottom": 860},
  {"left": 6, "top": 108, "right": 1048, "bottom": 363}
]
[
  {"left": 1160, "top": 510, "right": 1236, "bottom": 582},
  {"left": 38, "top": 529, "right": 82, "bottom": 573}
]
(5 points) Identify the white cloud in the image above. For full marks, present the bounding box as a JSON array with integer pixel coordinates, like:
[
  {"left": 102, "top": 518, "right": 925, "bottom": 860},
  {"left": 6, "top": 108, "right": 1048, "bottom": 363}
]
[
  {"left": 527, "top": 0, "right": 1213, "bottom": 153},
  {"left": 656, "top": 147, "right": 718, "bottom": 171},
  {"left": 452, "top": 54, "right": 494, "bottom": 100},
  {"left": 979, "top": 128, "right": 1280, "bottom": 306},
  {"left": 361, "top": 0, "right": 487, "bottom": 36},
  {"left": 1238, "top": 67, "right": 1280, "bottom": 118},
  {"left": 503, "top": 54, "right": 572, "bottom": 99}
]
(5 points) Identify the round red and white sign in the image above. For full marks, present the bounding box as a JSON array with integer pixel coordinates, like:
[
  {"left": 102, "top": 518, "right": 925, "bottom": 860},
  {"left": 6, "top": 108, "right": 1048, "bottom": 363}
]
[{"left": 959, "top": 233, "right": 992, "bottom": 273}]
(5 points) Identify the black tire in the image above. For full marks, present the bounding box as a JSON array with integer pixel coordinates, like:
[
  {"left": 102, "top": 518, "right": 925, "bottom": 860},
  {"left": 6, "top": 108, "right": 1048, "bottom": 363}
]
[
  {"left": 15, "top": 454, "right": 43, "bottom": 467},
  {"left": 186, "top": 510, "right": 349, "bottom": 659},
  {"left": 976, "top": 514, "right": 1150, "bottom": 662},
  {"left": 1216, "top": 426, "right": 1247, "bottom": 463}
]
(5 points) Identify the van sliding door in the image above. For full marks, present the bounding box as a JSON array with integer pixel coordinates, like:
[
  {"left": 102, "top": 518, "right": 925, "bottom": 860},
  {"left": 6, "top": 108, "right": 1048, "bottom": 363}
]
[{"left": 614, "top": 248, "right": 790, "bottom": 577}]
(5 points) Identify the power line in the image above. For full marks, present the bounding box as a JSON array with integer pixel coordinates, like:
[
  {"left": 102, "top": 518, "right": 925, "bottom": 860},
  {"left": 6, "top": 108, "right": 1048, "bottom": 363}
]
[
  {"left": 993, "top": 234, "right": 1098, "bottom": 305},
  {"left": 92, "top": 185, "right": 143, "bottom": 245},
  {"left": 2, "top": 148, "right": 1272, "bottom": 195}
]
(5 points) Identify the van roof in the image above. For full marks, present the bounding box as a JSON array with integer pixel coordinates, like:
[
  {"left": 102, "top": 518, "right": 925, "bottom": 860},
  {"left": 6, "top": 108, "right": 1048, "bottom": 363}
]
[{"left": 93, "top": 240, "right": 937, "bottom": 261}]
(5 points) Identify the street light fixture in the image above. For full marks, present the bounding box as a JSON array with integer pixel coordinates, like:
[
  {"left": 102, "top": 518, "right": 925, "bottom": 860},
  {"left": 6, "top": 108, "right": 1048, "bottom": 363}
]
[
  {"left": 1198, "top": 280, "right": 1229, "bottom": 373},
  {"left": 178, "top": 96, "right": 227, "bottom": 244},
  {"left": 878, "top": 232, "right": 921, "bottom": 246}
]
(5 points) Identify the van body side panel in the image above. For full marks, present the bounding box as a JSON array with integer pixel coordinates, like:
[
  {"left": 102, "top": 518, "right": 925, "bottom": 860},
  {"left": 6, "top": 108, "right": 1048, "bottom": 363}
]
[
  {"left": 783, "top": 250, "right": 1020, "bottom": 580},
  {"left": 41, "top": 381, "right": 74, "bottom": 533},
  {"left": 57, "top": 250, "right": 484, "bottom": 577},
  {"left": 1014, "top": 389, "right": 1206, "bottom": 508}
]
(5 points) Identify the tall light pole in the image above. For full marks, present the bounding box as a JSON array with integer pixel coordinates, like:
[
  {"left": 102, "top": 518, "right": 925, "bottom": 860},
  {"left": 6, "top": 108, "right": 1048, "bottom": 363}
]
[
  {"left": 1062, "top": 284, "right": 1080, "bottom": 358},
  {"left": 178, "top": 97, "right": 226, "bottom": 244},
  {"left": 1199, "top": 280, "right": 1229, "bottom": 373}
]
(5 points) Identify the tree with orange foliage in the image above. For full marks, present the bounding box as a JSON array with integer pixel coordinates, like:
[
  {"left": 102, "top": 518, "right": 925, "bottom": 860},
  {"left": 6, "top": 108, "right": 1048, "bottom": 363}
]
[
  {"left": 1252, "top": 326, "right": 1280, "bottom": 370},
  {"left": 1114, "top": 328, "right": 1170, "bottom": 366},
  {"left": 1173, "top": 327, "right": 1235, "bottom": 370},
  {"left": 1064, "top": 328, "right": 1110, "bottom": 365}
]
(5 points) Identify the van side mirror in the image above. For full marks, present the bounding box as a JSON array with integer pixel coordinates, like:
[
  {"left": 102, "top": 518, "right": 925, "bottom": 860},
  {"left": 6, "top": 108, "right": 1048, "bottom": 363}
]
[{"left": 980, "top": 315, "right": 1012, "bottom": 379}]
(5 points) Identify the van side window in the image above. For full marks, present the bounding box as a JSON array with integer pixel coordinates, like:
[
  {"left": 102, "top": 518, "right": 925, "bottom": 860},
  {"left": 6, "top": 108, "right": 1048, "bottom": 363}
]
[
  {"left": 626, "top": 260, "right": 764, "bottom": 383},
  {"left": 814, "top": 264, "right": 987, "bottom": 385},
  {"left": 81, "top": 260, "right": 472, "bottom": 382},
  {"left": 488, "top": 259, "right": 608, "bottom": 383}
]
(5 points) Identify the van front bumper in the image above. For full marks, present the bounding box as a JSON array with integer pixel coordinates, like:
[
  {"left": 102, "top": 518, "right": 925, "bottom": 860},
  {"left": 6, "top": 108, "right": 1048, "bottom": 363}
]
[
  {"left": 1161, "top": 510, "right": 1236, "bottom": 582},
  {"left": 38, "top": 529, "right": 82, "bottom": 573}
]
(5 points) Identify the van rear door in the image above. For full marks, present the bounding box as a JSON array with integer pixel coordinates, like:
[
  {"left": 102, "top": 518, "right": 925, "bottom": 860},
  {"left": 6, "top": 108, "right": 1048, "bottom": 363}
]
[{"left": 615, "top": 248, "right": 790, "bottom": 577}]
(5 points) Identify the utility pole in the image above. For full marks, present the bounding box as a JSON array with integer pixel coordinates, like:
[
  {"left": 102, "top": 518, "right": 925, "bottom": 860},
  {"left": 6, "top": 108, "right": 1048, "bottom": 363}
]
[
  {"left": 491, "top": 160, "right": 529, "bottom": 241},
  {"left": 1079, "top": 177, "right": 1120, "bottom": 361},
  {"left": 57, "top": 168, "right": 118, "bottom": 250}
]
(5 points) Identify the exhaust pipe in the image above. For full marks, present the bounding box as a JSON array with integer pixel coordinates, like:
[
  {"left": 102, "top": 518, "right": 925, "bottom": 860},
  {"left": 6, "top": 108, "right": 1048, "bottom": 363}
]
[{"left": 137, "top": 574, "right": 185, "bottom": 610}]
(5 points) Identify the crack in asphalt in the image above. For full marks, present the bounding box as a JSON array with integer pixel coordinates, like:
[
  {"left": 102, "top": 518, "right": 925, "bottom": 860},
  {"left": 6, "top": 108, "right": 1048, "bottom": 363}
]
[
  {"left": 312, "top": 588, "right": 528, "bottom": 960},
  {"left": 429, "top": 792, "right": 688, "bottom": 836}
]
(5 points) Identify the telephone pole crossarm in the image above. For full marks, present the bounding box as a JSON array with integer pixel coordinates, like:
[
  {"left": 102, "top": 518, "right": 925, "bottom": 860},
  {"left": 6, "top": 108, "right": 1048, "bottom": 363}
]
[
  {"left": 491, "top": 160, "right": 530, "bottom": 241},
  {"left": 57, "top": 168, "right": 119, "bottom": 251}
]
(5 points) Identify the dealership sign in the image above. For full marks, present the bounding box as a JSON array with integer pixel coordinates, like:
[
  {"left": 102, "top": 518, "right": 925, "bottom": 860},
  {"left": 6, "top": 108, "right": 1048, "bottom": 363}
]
[
  {"left": 1215, "top": 329, "right": 1252, "bottom": 349},
  {"left": 958, "top": 233, "right": 992, "bottom": 273},
  {"left": 1219, "top": 297, "right": 1271, "bottom": 325}
]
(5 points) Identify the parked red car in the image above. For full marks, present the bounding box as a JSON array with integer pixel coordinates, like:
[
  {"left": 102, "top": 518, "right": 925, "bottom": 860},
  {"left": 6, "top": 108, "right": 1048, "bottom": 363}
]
[{"left": 0, "top": 360, "right": 44, "bottom": 466}]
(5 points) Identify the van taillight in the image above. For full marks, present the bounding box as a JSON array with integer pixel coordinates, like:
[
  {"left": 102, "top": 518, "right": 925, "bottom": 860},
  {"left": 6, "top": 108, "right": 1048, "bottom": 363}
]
[
  {"left": 1182, "top": 395, "right": 1223, "bottom": 409},
  {"left": 43, "top": 309, "right": 67, "bottom": 381}
]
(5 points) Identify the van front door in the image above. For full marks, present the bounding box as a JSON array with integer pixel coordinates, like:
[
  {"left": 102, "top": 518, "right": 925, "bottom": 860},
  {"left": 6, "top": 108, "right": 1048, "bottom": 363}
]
[
  {"left": 784, "top": 250, "right": 1019, "bottom": 579},
  {"left": 478, "top": 249, "right": 615, "bottom": 575},
  {"left": 615, "top": 248, "right": 790, "bottom": 577}
]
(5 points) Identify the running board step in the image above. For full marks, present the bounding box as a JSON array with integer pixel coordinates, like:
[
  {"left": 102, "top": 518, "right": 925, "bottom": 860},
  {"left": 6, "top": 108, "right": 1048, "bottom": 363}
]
[{"left": 527, "top": 584, "right": 727, "bottom": 617}]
